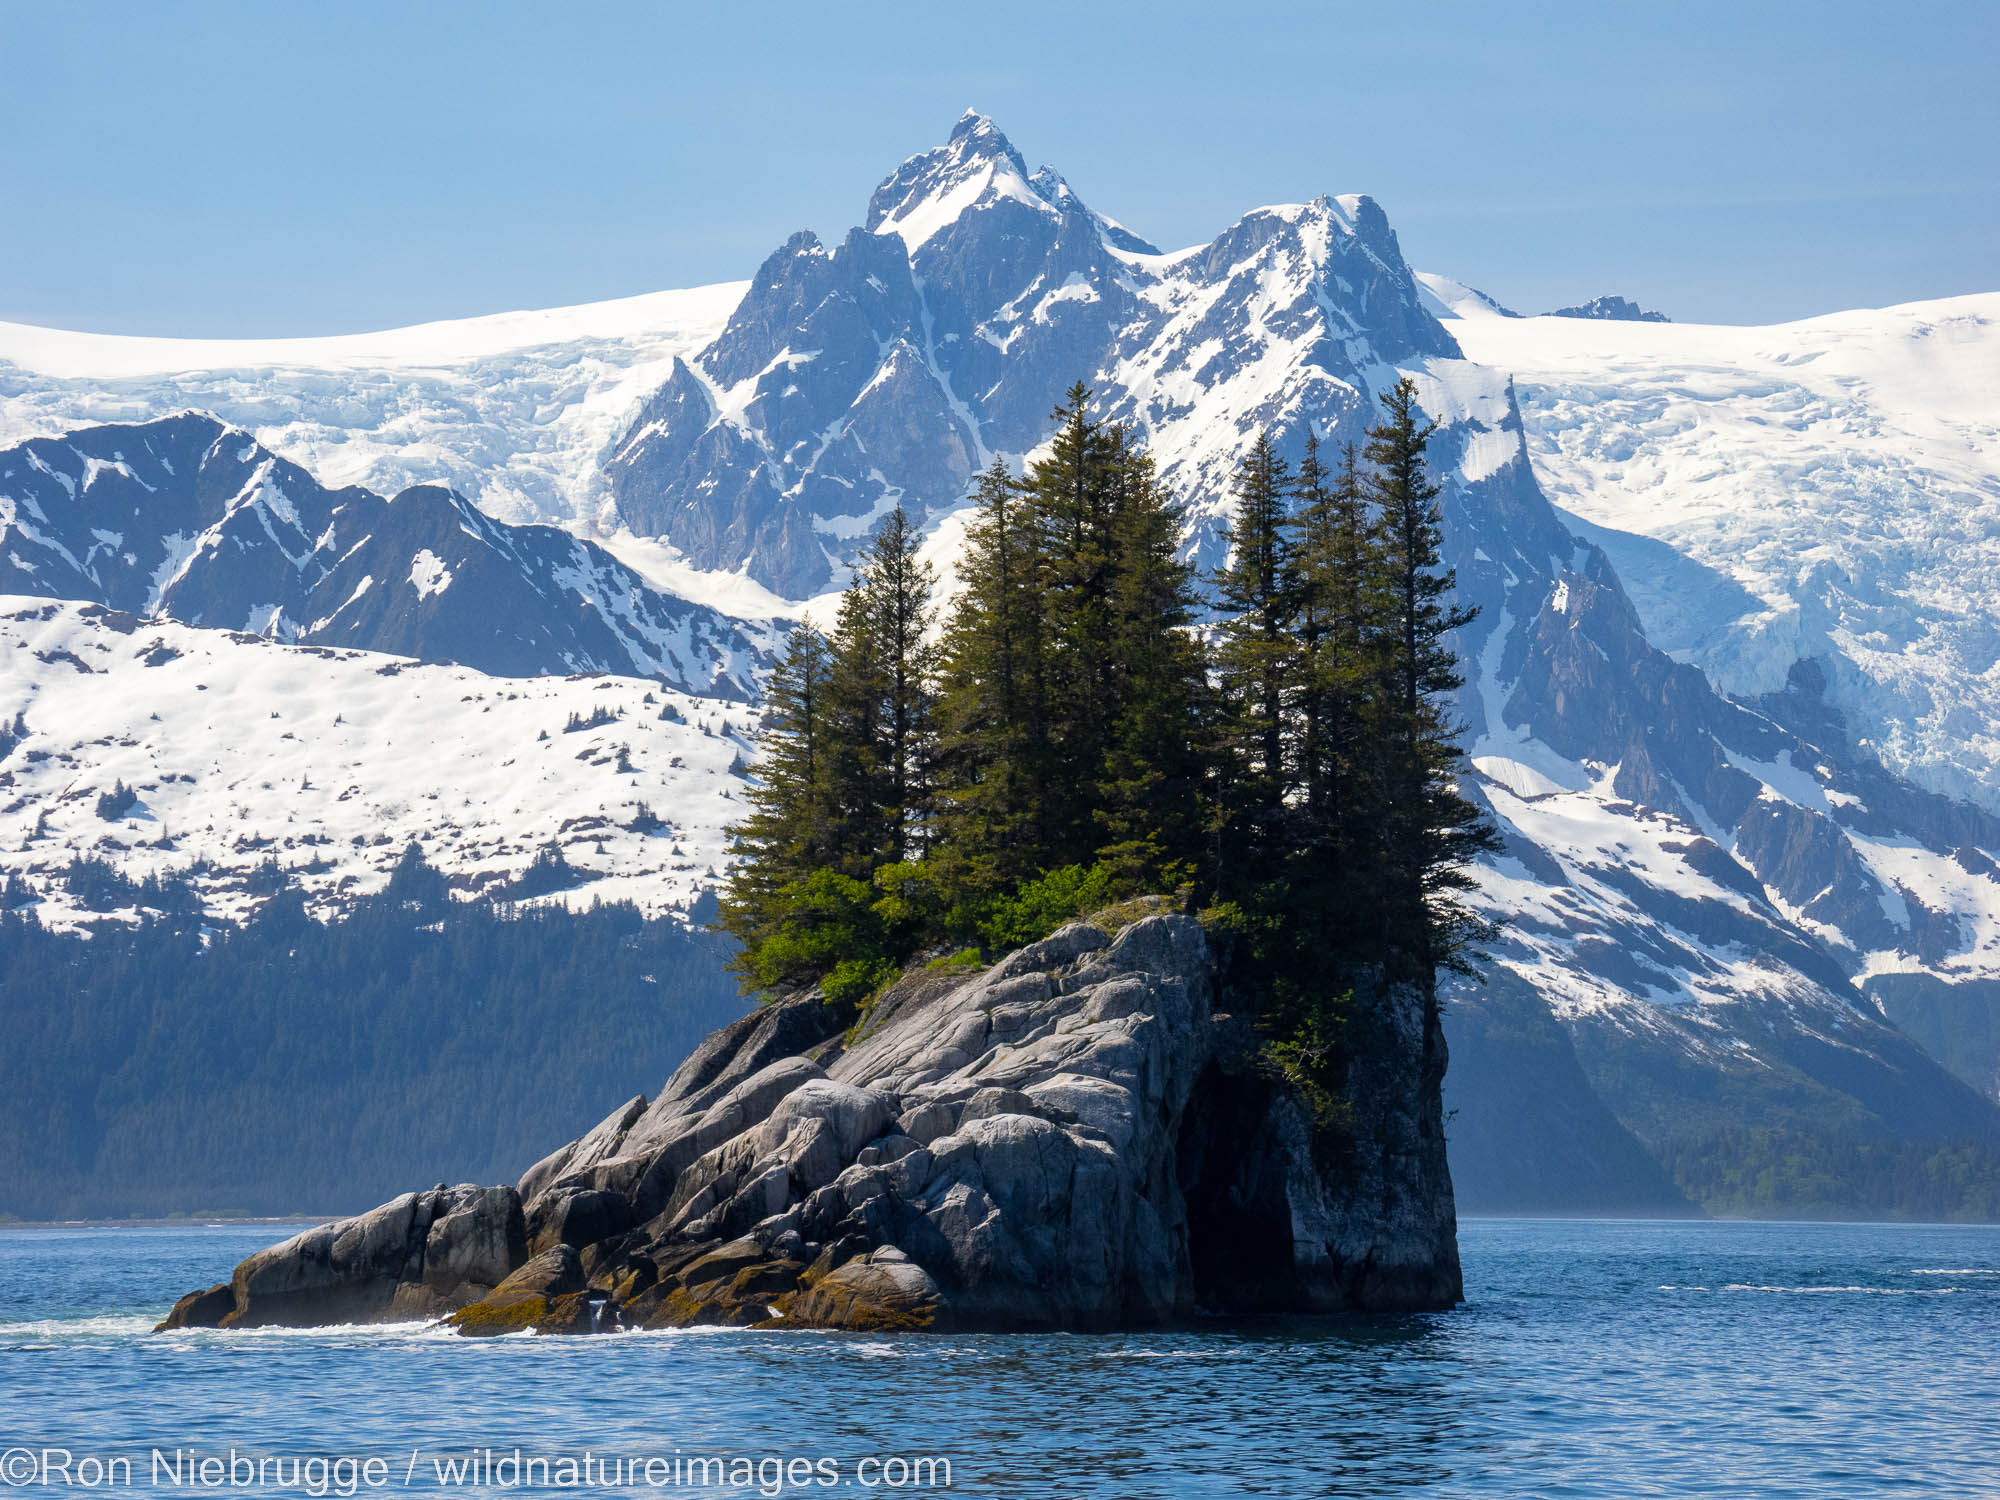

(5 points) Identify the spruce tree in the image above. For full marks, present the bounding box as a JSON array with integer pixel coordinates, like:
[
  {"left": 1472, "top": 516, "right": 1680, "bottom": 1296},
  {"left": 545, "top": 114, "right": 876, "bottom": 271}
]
[
  {"left": 1093, "top": 426, "right": 1207, "bottom": 887},
  {"left": 934, "top": 461, "right": 1049, "bottom": 893},
  {"left": 716, "top": 622, "right": 833, "bottom": 970},
  {"left": 721, "top": 509, "right": 939, "bottom": 996},
  {"left": 969, "top": 386, "right": 1208, "bottom": 888},
  {"left": 1364, "top": 377, "right": 1498, "bottom": 972},
  {"left": 1212, "top": 430, "right": 1298, "bottom": 875},
  {"left": 1290, "top": 433, "right": 1393, "bottom": 944},
  {"left": 1023, "top": 382, "right": 1121, "bottom": 869},
  {"left": 870, "top": 505, "right": 939, "bottom": 866},
  {"left": 821, "top": 506, "right": 939, "bottom": 872}
]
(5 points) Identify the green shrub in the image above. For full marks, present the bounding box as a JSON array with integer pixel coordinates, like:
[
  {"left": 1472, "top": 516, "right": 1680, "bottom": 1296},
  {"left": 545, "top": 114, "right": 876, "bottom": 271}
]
[
  {"left": 1264, "top": 1007, "right": 1354, "bottom": 1162},
  {"left": 926, "top": 947, "right": 984, "bottom": 972},
  {"left": 823, "top": 956, "right": 898, "bottom": 1008},
  {"left": 742, "top": 869, "right": 885, "bottom": 993},
  {"left": 979, "top": 863, "right": 1116, "bottom": 951}
]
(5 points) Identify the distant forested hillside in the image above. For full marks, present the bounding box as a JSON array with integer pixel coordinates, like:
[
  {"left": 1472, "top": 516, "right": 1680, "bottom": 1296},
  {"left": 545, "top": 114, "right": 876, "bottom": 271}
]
[{"left": 0, "top": 851, "right": 743, "bottom": 1220}]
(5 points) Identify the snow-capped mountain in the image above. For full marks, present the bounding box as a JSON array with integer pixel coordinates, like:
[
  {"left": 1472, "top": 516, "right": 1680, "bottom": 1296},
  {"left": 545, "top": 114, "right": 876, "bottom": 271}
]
[
  {"left": 5, "top": 113, "right": 2000, "bottom": 1208},
  {"left": 0, "top": 414, "right": 772, "bottom": 694},
  {"left": 606, "top": 110, "right": 1456, "bottom": 596}
]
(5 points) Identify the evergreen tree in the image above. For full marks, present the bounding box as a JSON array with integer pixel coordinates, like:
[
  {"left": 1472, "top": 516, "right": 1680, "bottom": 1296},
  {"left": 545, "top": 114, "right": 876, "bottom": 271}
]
[
  {"left": 723, "top": 508, "right": 939, "bottom": 996},
  {"left": 953, "top": 385, "right": 1207, "bottom": 889},
  {"left": 716, "top": 623, "right": 832, "bottom": 964},
  {"left": 1364, "top": 377, "right": 1498, "bottom": 972},
  {"left": 821, "top": 506, "right": 939, "bottom": 871},
  {"left": 934, "top": 461, "right": 1049, "bottom": 893},
  {"left": 1289, "top": 433, "right": 1393, "bottom": 941},
  {"left": 867, "top": 505, "right": 940, "bottom": 866},
  {"left": 1212, "top": 430, "right": 1298, "bottom": 875},
  {"left": 1022, "top": 382, "right": 1122, "bottom": 870},
  {"left": 1092, "top": 426, "right": 1207, "bottom": 887}
]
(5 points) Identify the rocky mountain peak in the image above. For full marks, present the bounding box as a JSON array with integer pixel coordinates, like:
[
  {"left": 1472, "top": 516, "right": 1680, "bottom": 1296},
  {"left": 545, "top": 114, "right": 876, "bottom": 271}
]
[
  {"left": 1548, "top": 294, "right": 1670, "bottom": 323},
  {"left": 1029, "top": 163, "right": 1162, "bottom": 255},
  {"left": 866, "top": 111, "right": 1053, "bottom": 250},
  {"left": 609, "top": 126, "right": 1480, "bottom": 597},
  {"left": 948, "top": 107, "right": 1014, "bottom": 154}
]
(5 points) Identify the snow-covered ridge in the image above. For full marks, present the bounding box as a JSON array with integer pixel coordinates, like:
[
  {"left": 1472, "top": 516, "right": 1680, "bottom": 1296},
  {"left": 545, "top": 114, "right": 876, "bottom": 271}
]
[
  {"left": 0, "top": 599, "right": 752, "bottom": 930},
  {"left": 0, "top": 415, "right": 777, "bottom": 696},
  {"left": 1436, "top": 287, "right": 2000, "bottom": 812}
]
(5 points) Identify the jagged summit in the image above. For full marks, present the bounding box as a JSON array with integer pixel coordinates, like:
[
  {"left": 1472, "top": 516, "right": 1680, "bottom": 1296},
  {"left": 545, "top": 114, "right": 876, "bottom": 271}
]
[
  {"left": 866, "top": 111, "right": 1049, "bottom": 249},
  {"left": 1028, "top": 163, "right": 1162, "bottom": 255},
  {"left": 1213, "top": 194, "right": 1419, "bottom": 291},
  {"left": 867, "top": 112, "right": 1161, "bottom": 258},
  {"left": 1548, "top": 294, "right": 1670, "bottom": 323},
  {"left": 608, "top": 118, "right": 1461, "bottom": 598}
]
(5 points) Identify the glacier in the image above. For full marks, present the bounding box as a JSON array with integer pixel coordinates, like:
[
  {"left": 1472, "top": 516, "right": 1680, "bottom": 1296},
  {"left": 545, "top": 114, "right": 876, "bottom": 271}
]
[{"left": 1428, "top": 279, "right": 2000, "bottom": 816}]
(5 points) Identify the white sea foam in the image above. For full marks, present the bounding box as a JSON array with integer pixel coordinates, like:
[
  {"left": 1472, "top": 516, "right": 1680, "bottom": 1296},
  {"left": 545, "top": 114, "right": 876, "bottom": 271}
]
[
  {"left": 1720, "top": 1284, "right": 1961, "bottom": 1295},
  {"left": 0, "top": 1314, "right": 157, "bottom": 1338}
]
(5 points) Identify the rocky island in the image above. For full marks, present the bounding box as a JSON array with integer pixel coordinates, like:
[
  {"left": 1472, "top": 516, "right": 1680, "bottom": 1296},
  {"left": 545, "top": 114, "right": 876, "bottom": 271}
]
[
  {"left": 158, "top": 366, "right": 1486, "bottom": 1338},
  {"left": 159, "top": 911, "right": 1458, "bottom": 1334}
]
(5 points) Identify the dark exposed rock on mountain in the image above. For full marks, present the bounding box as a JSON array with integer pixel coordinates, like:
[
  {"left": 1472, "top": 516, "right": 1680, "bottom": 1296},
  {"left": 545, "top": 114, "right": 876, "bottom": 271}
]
[
  {"left": 1547, "top": 295, "right": 1671, "bottom": 322},
  {"left": 0, "top": 413, "right": 769, "bottom": 696},
  {"left": 159, "top": 914, "right": 1462, "bottom": 1333}
]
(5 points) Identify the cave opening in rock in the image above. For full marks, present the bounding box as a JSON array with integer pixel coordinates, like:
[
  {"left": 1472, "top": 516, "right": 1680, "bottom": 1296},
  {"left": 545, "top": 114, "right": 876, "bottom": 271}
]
[{"left": 1176, "top": 1060, "right": 1300, "bottom": 1315}]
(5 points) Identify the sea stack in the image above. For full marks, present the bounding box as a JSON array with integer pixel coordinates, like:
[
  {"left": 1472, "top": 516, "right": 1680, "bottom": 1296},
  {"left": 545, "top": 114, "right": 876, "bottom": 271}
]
[{"left": 159, "top": 911, "right": 1459, "bottom": 1333}]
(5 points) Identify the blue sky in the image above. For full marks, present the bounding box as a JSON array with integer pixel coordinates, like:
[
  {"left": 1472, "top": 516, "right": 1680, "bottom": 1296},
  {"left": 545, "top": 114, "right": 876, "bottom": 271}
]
[{"left": 2, "top": 0, "right": 1993, "bottom": 336}]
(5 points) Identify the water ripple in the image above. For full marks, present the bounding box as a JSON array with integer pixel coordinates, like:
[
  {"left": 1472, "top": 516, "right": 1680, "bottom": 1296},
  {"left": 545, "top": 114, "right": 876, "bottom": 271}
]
[{"left": 1, "top": 1220, "right": 1997, "bottom": 1498}]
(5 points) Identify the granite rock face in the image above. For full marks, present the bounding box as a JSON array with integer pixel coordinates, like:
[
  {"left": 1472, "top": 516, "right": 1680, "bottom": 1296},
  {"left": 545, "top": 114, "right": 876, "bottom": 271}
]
[
  {"left": 156, "top": 1183, "right": 525, "bottom": 1329},
  {"left": 159, "top": 914, "right": 1462, "bottom": 1334}
]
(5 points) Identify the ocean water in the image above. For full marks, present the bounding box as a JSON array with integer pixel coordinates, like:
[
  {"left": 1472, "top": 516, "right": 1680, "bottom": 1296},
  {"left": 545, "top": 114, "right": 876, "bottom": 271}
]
[{"left": 1, "top": 1218, "right": 1996, "bottom": 1498}]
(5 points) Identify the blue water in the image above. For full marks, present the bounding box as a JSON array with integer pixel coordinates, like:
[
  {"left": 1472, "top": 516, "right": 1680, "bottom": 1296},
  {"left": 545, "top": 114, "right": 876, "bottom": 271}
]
[{"left": 1, "top": 1219, "right": 1997, "bottom": 1498}]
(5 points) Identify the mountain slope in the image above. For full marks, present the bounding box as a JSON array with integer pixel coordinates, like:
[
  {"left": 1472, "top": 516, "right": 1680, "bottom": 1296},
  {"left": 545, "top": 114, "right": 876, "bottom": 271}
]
[
  {"left": 0, "top": 600, "right": 754, "bottom": 928},
  {"left": 0, "top": 415, "right": 772, "bottom": 694},
  {"left": 1432, "top": 290, "right": 2000, "bottom": 818}
]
